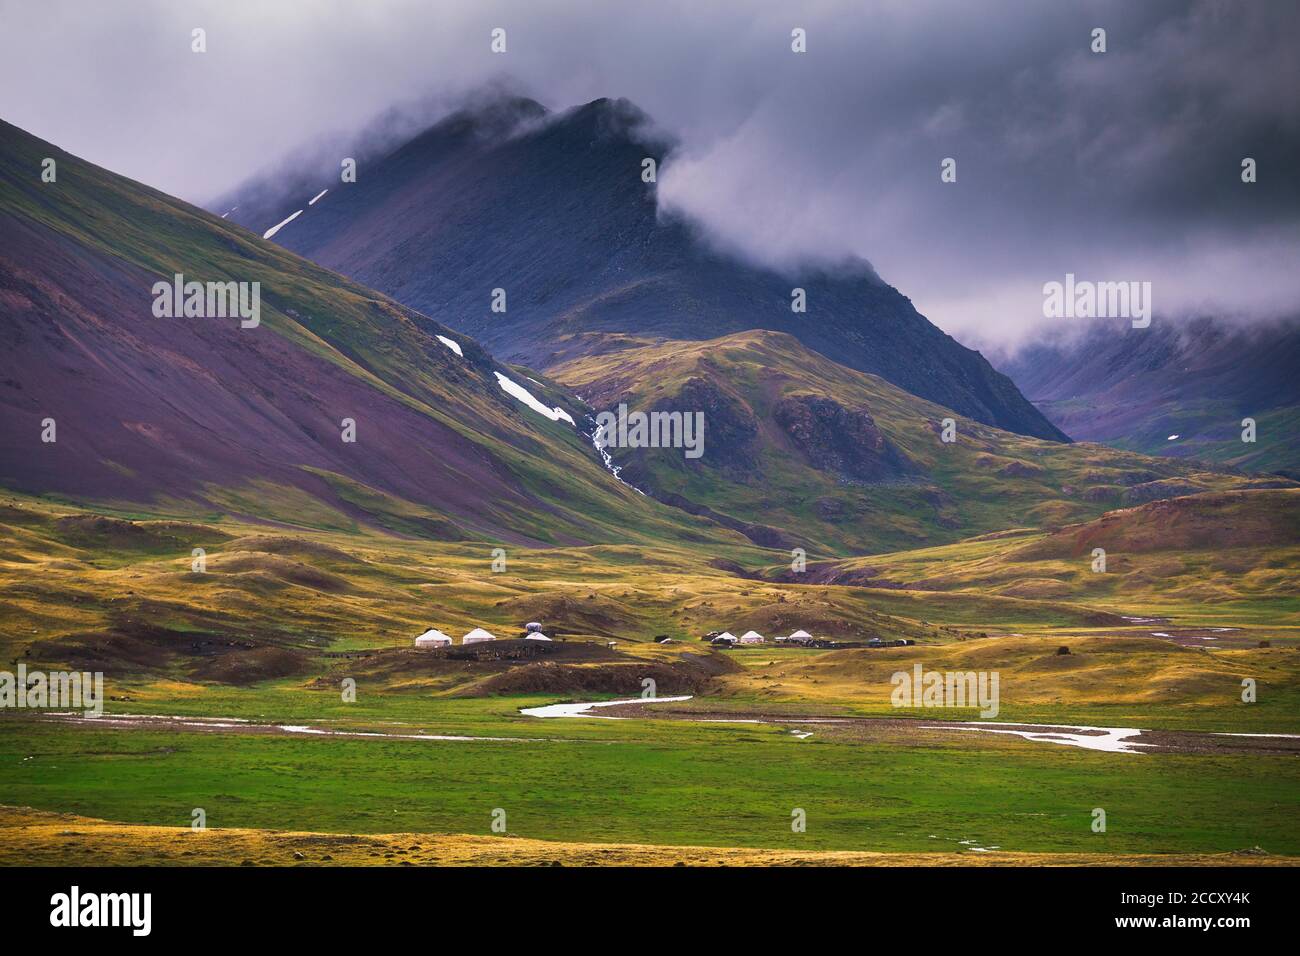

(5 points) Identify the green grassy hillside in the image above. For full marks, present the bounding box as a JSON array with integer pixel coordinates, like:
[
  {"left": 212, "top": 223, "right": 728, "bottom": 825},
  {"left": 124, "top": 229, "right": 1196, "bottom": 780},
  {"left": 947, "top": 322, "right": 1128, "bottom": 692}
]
[
  {"left": 551, "top": 331, "right": 1281, "bottom": 555},
  {"left": 0, "top": 119, "right": 727, "bottom": 551}
]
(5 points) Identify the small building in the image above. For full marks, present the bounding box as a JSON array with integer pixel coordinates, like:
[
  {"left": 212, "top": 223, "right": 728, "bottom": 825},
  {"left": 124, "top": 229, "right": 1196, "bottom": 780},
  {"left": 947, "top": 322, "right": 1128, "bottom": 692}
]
[
  {"left": 462, "top": 627, "right": 497, "bottom": 645},
  {"left": 414, "top": 628, "right": 453, "bottom": 649},
  {"left": 738, "top": 630, "right": 765, "bottom": 645}
]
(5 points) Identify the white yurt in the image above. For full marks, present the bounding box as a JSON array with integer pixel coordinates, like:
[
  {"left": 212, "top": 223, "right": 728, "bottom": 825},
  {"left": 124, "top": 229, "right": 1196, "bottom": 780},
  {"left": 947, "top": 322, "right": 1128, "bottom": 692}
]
[
  {"left": 739, "top": 630, "right": 765, "bottom": 645},
  {"left": 524, "top": 632, "right": 552, "bottom": 641},
  {"left": 462, "top": 627, "right": 497, "bottom": 645},
  {"left": 787, "top": 629, "right": 813, "bottom": 644},
  {"left": 414, "top": 628, "right": 453, "bottom": 648},
  {"left": 714, "top": 631, "right": 738, "bottom": 643}
]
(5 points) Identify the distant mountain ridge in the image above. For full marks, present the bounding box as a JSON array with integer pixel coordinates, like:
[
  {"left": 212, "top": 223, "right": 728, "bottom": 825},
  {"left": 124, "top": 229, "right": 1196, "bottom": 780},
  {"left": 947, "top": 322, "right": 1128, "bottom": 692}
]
[
  {"left": 999, "top": 316, "right": 1300, "bottom": 474},
  {"left": 223, "top": 94, "right": 1070, "bottom": 443}
]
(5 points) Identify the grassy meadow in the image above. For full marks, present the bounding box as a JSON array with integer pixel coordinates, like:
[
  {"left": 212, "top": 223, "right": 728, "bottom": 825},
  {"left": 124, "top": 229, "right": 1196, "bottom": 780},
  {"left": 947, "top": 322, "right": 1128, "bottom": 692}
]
[
  {"left": 4, "top": 705, "right": 1298, "bottom": 857},
  {"left": 1, "top": 490, "right": 1297, "bottom": 864}
]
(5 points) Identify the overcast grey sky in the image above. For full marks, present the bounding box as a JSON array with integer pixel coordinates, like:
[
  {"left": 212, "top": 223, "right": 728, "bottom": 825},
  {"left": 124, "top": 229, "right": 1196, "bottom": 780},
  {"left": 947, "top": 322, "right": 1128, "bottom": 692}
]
[{"left": 2, "top": 0, "right": 1296, "bottom": 348}]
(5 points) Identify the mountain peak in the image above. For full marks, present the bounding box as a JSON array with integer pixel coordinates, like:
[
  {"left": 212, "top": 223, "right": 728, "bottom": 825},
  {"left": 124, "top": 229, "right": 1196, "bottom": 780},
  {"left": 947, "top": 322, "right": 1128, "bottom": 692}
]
[
  {"left": 226, "top": 94, "right": 1067, "bottom": 442},
  {"left": 549, "top": 96, "right": 664, "bottom": 150},
  {"left": 461, "top": 91, "right": 549, "bottom": 126},
  {"left": 415, "top": 92, "right": 548, "bottom": 145}
]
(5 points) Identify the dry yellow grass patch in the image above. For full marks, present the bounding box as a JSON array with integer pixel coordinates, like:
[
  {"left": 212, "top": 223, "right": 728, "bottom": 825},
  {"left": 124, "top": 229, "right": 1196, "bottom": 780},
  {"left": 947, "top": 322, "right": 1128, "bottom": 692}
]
[
  {"left": 0, "top": 806, "right": 1290, "bottom": 867},
  {"left": 717, "top": 635, "right": 1300, "bottom": 710}
]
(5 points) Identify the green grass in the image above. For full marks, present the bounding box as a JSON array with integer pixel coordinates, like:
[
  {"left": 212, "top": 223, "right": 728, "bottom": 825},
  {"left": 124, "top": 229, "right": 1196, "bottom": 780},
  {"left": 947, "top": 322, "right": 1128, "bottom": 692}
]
[{"left": 2, "top": 714, "right": 1296, "bottom": 854}]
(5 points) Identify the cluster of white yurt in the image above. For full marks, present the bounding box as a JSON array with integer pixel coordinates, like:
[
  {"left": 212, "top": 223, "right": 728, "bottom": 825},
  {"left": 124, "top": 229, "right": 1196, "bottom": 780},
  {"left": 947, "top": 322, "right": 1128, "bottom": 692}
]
[
  {"left": 711, "top": 629, "right": 768, "bottom": 645},
  {"left": 412, "top": 622, "right": 567, "bottom": 648},
  {"left": 412, "top": 626, "right": 500, "bottom": 648}
]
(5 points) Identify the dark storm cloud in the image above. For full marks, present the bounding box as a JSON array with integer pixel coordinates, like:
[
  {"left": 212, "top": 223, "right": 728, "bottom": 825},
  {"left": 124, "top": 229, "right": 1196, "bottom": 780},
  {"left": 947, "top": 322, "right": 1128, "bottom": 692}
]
[{"left": 1, "top": 0, "right": 1295, "bottom": 346}]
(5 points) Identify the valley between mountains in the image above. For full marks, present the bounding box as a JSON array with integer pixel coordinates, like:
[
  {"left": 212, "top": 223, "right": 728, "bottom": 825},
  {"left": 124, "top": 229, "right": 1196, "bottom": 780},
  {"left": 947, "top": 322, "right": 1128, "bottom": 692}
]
[{"left": 1, "top": 99, "right": 1297, "bottom": 866}]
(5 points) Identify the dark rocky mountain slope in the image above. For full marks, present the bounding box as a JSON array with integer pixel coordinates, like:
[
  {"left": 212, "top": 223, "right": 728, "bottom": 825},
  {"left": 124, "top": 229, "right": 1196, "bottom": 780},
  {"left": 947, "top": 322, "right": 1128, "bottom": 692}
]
[{"left": 224, "top": 95, "right": 1069, "bottom": 443}]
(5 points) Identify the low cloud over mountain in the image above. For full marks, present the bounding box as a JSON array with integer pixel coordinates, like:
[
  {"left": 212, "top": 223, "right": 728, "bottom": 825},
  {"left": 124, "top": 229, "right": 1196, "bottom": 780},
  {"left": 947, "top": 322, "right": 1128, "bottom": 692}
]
[{"left": 3, "top": 0, "right": 1295, "bottom": 348}]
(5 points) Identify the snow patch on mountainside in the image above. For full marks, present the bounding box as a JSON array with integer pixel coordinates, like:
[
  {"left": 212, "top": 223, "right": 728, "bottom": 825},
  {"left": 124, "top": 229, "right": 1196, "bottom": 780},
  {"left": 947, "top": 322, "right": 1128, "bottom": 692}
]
[
  {"left": 263, "top": 210, "right": 302, "bottom": 240},
  {"left": 494, "top": 371, "right": 575, "bottom": 425},
  {"left": 436, "top": 334, "right": 463, "bottom": 357}
]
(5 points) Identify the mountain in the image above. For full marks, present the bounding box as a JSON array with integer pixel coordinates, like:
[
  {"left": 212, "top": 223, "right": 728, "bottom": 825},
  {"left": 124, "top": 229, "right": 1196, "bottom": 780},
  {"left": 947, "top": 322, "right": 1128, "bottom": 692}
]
[
  {"left": 0, "top": 116, "right": 1282, "bottom": 564},
  {"left": 0, "top": 118, "right": 727, "bottom": 550},
  {"left": 998, "top": 317, "right": 1300, "bottom": 474},
  {"left": 547, "top": 329, "right": 1272, "bottom": 556},
  {"left": 221, "top": 95, "right": 1070, "bottom": 443}
]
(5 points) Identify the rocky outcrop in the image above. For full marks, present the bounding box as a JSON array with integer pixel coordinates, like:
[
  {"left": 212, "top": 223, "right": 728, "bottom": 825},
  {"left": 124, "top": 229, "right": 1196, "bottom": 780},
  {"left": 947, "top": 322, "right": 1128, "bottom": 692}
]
[
  {"left": 773, "top": 395, "right": 912, "bottom": 481},
  {"left": 656, "top": 376, "right": 759, "bottom": 468}
]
